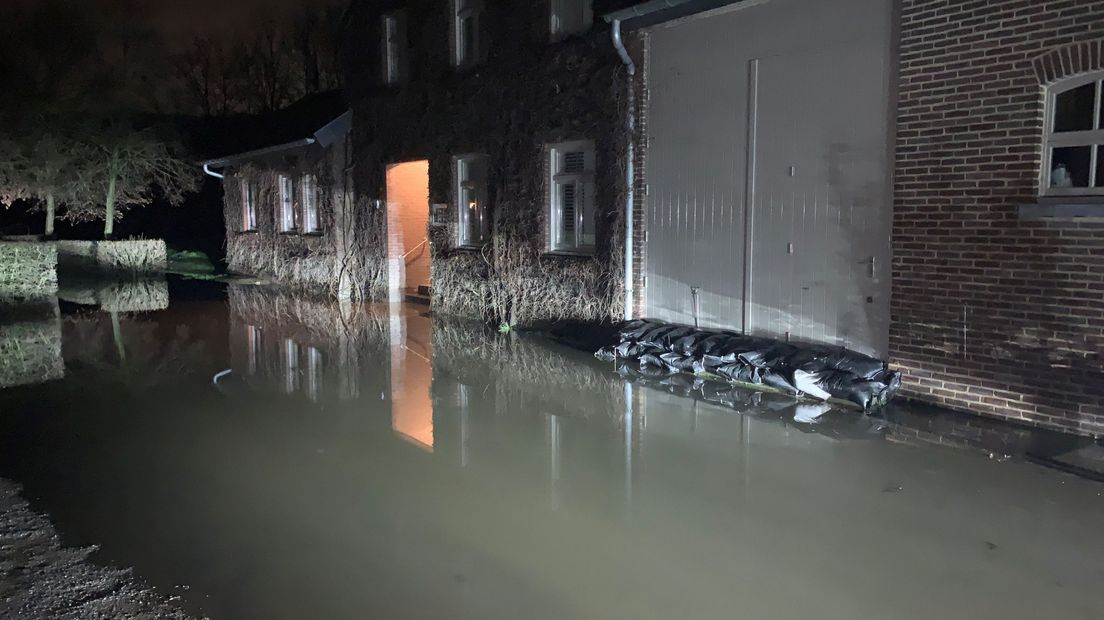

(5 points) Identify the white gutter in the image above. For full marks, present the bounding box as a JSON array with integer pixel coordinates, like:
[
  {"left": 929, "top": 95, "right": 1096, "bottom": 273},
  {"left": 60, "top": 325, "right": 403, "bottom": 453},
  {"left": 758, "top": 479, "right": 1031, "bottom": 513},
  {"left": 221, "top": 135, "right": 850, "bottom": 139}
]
[
  {"left": 203, "top": 163, "right": 225, "bottom": 179},
  {"left": 611, "top": 18, "right": 636, "bottom": 322}
]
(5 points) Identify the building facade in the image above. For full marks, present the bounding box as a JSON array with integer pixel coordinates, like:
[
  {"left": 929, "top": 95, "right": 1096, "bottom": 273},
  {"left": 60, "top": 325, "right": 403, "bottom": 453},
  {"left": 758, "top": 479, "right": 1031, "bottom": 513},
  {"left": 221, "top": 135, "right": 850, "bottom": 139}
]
[
  {"left": 345, "top": 0, "right": 638, "bottom": 325},
  {"left": 205, "top": 109, "right": 368, "bottom": 298},
  {"left": 344, "top": 0, "right": 1104, "bottom": 436}
]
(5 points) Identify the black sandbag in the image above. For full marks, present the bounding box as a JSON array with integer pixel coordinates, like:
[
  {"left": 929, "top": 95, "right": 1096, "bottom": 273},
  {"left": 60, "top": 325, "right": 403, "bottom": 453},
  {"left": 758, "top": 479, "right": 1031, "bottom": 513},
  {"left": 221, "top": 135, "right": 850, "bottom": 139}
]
[
  {"left": 692, "top": 353, "right": 737, "bottom": 374},
  {"left": 821, "top": 349, "right": 886, "bottom": 380},
  {"left": 618, "top": 319, "right": 655, "bottom": 342},
  {"left": 659, "top": 352, "right": 698, "bottom": 372},
  {"left": 636, "top": 324, "right": 684, "bottom": 348},
  {"left": 815, "top": 370, "right": 887, "bottom": 410},
  {"left": 715, "top": 362, "right": 762, "bottom": 384},
  {"left": 614, "top": 340, "right": 662, "bottom": 359},
  {"left": 761, "top": 370, "right": 800, "bottom": 395},
  {"left": 695, "top": 333, "right": 743, "bottom": 356},
  {"left": 739, "top": 342, "right": 799, "bottom": 369}
]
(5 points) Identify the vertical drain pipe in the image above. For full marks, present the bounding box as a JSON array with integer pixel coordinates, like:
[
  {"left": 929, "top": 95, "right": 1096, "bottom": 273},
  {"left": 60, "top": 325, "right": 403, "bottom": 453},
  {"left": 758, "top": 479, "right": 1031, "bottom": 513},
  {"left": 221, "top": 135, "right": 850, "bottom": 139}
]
[{"left": 612, "top": 19, "right": 636, "bottom": 322}]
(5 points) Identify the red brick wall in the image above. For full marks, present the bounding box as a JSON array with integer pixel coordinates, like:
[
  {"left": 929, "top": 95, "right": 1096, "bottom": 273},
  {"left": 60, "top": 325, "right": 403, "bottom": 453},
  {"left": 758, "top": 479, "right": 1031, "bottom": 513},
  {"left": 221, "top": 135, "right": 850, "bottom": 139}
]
[{"left": 893, "top": 0, "right": 1104, "bottom": 437}]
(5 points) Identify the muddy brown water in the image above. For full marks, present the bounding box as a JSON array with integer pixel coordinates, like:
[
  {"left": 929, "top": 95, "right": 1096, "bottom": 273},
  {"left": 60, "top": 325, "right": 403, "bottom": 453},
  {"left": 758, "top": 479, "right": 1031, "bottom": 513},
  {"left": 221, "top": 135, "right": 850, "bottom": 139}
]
[{"left": 0, "top": 282, "right": 1102, "bottom": 620}]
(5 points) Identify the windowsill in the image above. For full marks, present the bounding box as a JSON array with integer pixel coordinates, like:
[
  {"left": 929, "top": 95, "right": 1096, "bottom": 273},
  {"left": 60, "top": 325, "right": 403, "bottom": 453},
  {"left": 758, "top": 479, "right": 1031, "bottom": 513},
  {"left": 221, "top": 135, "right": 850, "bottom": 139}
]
[
  {"left": 543, "top": 249, "right": 595, "bottom": 259},
  {"left": 301, "top": 231, "right": 324, "bottom": 237},
  {"left": 238, "top": 230, "right": 259, "bottom": 235},
  {"left": 278, "top": 230, "right": 300, "bottom": 236},
  {"left": 1019, "top": 198, "right": 1104, "bottom": 219}
]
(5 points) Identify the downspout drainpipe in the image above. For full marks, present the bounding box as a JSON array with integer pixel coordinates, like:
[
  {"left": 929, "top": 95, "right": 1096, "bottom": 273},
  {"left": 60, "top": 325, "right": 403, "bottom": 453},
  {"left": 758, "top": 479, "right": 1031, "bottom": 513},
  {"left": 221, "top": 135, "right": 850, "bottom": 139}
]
[
  {"left": 203, "top": 163, "right": 225, "bottom": 179},
  {"left": 611, "top": 19, "right": 636, "bottom": 322}
]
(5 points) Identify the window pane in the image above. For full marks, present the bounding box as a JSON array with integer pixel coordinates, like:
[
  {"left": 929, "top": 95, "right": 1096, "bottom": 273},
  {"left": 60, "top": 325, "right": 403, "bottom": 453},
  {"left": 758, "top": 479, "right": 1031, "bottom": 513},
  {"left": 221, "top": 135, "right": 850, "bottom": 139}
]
[
  {"left": 1050, "top": 146, "right": 1092, "bottom": 188},
  {"left": 1095, "top": 146, "right": 1104, "bottom": 188},
  {"left": 1053, "top": 82, "right": 1096, "bottom": 132}
]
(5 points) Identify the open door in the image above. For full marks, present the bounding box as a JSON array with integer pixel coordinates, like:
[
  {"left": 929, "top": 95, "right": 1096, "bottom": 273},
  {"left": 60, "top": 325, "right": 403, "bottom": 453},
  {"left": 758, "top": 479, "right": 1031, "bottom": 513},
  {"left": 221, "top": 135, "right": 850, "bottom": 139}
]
[{"left": 385, "top": 161, "right": 431, "bottom": 303}]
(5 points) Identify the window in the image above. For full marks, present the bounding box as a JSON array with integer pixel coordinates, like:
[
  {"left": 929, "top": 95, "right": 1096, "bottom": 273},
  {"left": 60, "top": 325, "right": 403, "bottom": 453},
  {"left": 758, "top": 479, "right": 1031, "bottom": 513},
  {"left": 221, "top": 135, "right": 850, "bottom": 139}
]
[
  {"left": 455, "top": 154, "right": 489, "bottom": 246},
  {"left": 278, "top": 174, "right": 298, "bottom": 232},
  {"left": 550, "top": 0, "right": 593, "bottom": 41},
  {"left": 301, "top": 174, "right": 320, "bottom": 233},
  {"left": 452, "top": 0, "right": 483, "bottom": 68},
  {"left": 549, "top": 140, "right": 596, "bottom": 254},
  {"left": 1043, "top": 73, "right": 1104, "bottom": 195},
  {"left": 381, "top": 11, "right": 407, "bottom": 85},
  {"left": 241, "top": 181, "right": 257, "bottom": 231},
  {"left": 283, "top": 338, "right": 300, "bottom": 394}
]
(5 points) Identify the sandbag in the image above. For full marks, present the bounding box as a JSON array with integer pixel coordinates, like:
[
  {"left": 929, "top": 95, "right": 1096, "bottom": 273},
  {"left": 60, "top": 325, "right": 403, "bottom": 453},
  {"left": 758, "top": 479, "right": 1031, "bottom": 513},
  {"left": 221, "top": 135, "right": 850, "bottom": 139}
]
[{"left": 714, "top": 362, "right": 762, "bottom": 384}]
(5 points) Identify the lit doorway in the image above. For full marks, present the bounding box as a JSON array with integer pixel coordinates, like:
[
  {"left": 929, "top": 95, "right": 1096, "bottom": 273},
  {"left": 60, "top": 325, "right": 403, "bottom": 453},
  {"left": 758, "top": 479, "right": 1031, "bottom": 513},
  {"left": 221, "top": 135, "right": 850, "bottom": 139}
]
[{"left": 385, "top": 160, "right": 431, "bottom": 303}]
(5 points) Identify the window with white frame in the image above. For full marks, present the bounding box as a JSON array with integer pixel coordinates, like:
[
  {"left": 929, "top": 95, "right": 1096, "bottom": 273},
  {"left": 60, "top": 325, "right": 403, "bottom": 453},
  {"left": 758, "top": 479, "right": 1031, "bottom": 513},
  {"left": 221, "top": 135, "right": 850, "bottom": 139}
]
[
  {"left": 1043, "top": 72, "right": 1104, "bottom": 195},
  {"left": 548, "top": 140, "right": 596, "bottom": 254},
  {"left": 452, "top": 0, "right": 483, "bottom": 68},
  {"left": 381, "top": 11, "right": 407, "bottom": 85},
  {"left": 241, "top": 180, "right": 257, "bottom": 231},
  {"left": 278, "top": 174, "right": 297, "bottom": 232},
  {"left": 550, "top": 0, "right": 593, "bottom": 41},
  {"left": 455, "top": 154, "right": 489, "bottom": 246},
  {"left": 301, "top": 174, "right": 320, "bottom": 233}
]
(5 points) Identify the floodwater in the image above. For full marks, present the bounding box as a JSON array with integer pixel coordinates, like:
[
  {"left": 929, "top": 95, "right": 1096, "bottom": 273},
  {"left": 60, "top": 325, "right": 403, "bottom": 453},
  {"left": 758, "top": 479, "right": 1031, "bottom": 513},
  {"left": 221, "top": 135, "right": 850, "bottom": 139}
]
[{"left": 1, "top": 280, "right": 1102, "bottom": 620}]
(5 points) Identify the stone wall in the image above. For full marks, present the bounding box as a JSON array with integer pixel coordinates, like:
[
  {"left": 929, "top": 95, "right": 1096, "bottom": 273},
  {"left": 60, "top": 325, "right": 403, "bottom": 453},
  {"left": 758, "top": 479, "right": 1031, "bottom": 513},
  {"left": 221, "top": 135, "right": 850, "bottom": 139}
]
[
  {"left": 346, "top": 0, "right": 639, "bottom": 325},
  {"left": 893, "top": 0, "right": 1104, "bottom": 437}
]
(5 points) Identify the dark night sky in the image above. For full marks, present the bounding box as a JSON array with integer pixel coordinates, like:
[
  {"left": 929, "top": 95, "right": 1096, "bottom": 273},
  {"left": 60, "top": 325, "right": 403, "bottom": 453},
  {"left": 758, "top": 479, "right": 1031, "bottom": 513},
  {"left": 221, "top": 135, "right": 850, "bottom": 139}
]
[{"left": 11, "top": 0, "right": 346, "bottom": 48}]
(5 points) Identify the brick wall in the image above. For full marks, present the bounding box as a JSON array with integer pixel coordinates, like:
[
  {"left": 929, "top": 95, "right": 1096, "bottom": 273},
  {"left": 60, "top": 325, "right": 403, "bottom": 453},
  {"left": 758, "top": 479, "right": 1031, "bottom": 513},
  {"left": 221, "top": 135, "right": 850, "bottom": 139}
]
[{"left": 893, "top": 0, "right": 1104, "bottom": 437}]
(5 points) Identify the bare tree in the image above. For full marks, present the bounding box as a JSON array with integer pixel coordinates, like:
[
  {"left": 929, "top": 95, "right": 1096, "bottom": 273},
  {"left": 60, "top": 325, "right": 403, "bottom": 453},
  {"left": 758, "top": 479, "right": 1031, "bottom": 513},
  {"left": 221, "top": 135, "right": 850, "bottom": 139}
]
[{"left": 80, "top": 121, "right": 200, "bottom": 239}]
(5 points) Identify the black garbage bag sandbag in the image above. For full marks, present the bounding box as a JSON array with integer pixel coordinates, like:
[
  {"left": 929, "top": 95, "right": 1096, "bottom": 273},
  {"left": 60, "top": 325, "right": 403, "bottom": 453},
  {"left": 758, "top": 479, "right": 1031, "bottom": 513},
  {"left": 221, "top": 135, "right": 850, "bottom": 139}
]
[
  {"left": 739, "top": 342, "right": 799, "bottom": 369},
  {"left": 821, "top": 349, "right": 886, "bottom": 380},
  {"left": 614, "top": 340, "right": 663, "bottom": 359},
  {"left": 784, "top": 345, "right": 836, "bottom": 371},
  {"left": 761, "top": 370, "right": 800, "bottom": 395},
  {"left": 715, "top": 362, "right": 763, "bottom": 385},
  {"left": 815, "top": 370, "right": 887, "bottom": 410},
  {"left": 692, "top": 354, "right": 730, "bottom": 374},
  {"left": 695, "top": 333, "right": 742, "bottom": 357},
  {"left": 872, "top": 368, "right": 903, "bottom": 393},
  {"left": 618, "top": 319, "right": 652, "bottom": 341},
  {"left": 636, "top": 324, "right": 684, "bottom": 347},
  {"left": 672, "top": 330, "right": 719, "bottom": 355},
  {"left": 637, "top": 362, "right": 676, "bottom": 379},
  {"left": 659, "top": 352, "right": 698, "bottom": 372}
]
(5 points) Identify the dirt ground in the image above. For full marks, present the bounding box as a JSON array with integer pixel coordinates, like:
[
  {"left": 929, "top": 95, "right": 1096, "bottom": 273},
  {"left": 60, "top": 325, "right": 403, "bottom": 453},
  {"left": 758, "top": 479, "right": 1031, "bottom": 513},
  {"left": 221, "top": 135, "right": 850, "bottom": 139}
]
[{"left": 0, "top": 478, "right": 197, "bottom": 620}]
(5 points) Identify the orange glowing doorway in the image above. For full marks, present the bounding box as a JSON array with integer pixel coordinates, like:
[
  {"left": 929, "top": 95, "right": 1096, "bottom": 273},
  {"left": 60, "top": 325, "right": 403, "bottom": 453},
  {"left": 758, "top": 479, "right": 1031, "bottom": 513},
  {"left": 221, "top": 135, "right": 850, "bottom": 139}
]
[{"left": 384, "top": 161, "right": 431, "bottom": 303}]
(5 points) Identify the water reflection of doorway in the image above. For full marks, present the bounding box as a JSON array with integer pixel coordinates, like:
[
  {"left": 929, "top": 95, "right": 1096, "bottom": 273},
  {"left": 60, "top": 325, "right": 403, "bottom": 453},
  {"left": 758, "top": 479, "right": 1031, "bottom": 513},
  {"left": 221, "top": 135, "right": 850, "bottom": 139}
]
[
  {"left": 390, "top": 306, "right": 434, "bottom": 451},
  {"left": 385, "top": 160, "right": 431, "bottom": 303}
]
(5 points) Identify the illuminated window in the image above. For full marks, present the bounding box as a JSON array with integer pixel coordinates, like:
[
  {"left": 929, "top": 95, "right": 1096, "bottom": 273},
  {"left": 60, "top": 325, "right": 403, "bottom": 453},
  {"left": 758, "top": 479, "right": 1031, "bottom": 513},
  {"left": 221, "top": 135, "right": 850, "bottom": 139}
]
[
  {"left": 278, "top": 174, "right": 297, "bottom": 232},
  {"left": 241, "top": 181, "right": 257, "bottom": 231},
  {"left": 550, "top": 0, "right": 592, "bottom": 41},
  {"left": 452, "top": 0, "right": 483, "bottom": 68},
  {"left": 301, "top": 174, "right": 320, "bottom": 233},
  {"left": 1043, "top": 72, "right": 1104, "bottom": 195},
  {"left": 548, "top": 140, "right": 596, "bottom": 254},
  {"left": 455, "top": 154, "right": 489, "bottom": 246},
  {"left": 381, "top": 11, "right": 407, "bottom": 85}
]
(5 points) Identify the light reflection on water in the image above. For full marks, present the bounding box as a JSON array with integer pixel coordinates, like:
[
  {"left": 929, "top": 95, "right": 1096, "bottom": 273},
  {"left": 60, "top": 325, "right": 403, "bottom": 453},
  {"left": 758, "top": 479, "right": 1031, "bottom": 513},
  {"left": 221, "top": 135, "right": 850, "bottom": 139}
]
[{"left": 0, "top": 283, "right": 1102, "bottom": 620}]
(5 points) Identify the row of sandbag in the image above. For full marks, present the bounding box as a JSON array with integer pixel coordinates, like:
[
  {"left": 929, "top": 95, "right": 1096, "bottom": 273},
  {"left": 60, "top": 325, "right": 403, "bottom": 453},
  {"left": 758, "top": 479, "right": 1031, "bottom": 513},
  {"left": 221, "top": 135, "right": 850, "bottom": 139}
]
[
  {"left": 596, "top": 320, "right": 902, "bottom": 410},
  {"left": 616, "top": 364, "right": 891, "bottom": 437}
]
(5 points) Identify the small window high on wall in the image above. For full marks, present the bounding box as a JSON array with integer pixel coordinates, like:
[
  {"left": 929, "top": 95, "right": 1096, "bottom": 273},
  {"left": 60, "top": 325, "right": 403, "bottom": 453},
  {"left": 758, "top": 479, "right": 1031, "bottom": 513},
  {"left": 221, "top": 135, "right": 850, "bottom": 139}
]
[
  {"left": 381, "top": 10, "right": 407, "bottom": 85},
  {"left": 452, "top": 0, "right": 483, "bottom": 68},
  {"left": 550, "top": 0, "right": 593, "bottom": 41},
  {"left": 1044, "top": 73, "right": 1104, "bottom": 195},
  {"left": 548, "top": 140, "right": 596, "bottom": 254}
]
